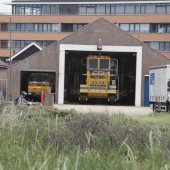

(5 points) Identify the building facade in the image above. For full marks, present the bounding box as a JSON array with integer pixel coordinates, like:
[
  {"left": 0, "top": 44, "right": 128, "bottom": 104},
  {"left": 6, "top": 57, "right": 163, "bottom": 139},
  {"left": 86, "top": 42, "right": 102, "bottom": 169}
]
[
  {"left": 0, "top": 0, "right": 170, "bottom": 61},
  {"left": 7, "top": 18, "right": 170, "bottom": 106}
]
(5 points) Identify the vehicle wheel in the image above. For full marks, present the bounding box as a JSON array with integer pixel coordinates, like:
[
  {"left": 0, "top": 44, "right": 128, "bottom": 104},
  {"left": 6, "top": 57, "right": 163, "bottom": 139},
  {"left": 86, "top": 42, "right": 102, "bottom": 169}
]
[
  {"left": 153, "top": 103, "right": 160, "bottom": 112},
  {"left": 166, "top": 101, "right": 170, "bottom": 112},
  {"left": 152, "top": 103, "right": 156, "bottom": 112},
  {"left": 79, "top": 94, "right": 87, "bottom": 104},
  {"left": 109, "top": 95, "right": 116, "bottom": 105}
]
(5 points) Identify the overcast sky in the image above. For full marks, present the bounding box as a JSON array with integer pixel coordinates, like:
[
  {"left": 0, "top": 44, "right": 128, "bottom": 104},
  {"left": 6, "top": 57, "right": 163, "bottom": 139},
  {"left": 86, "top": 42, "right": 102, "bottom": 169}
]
[{"left": 0, "top": 0, "right": 11, "bottom": 13}]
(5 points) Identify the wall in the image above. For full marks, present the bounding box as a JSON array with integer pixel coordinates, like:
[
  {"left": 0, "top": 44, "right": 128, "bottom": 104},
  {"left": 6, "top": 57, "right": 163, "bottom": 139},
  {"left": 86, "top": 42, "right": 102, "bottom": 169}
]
[
  {"left": 8, "top": 18, "right": 170, "bottom": 105},
  {"left": 8, "top": 42, "right": 59, "bottom": 100},
  {"left": 0, "top": 68, "right": 7, "bottom": 79}
]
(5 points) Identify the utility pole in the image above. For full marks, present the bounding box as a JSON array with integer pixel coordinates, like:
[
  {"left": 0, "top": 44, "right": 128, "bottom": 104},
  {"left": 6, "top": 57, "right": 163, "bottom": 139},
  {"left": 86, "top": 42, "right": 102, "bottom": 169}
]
[{"left": 9, "top": 17, "right": 12, "bottom": 100}]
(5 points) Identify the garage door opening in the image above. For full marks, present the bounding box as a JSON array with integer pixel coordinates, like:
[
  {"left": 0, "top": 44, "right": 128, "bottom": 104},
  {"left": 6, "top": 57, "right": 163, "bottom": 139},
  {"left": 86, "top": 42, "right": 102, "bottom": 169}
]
[
  {"left": 21, "top": 71, "right": 55, "bottom": 102},
  {"left": 64, "top": 50, "right": 136, "bottom": 105}
]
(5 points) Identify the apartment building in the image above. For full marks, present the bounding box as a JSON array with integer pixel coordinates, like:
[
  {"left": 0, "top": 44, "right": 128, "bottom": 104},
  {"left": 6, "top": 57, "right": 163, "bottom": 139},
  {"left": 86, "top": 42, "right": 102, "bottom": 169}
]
[{"left": 0, "top": 0, "right": 170, "bottom": 61}]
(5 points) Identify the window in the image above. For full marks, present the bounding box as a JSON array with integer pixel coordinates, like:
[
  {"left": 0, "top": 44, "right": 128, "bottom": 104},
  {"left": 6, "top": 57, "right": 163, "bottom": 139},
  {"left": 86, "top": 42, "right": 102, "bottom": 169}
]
[
  {"left": 12, "top": 5, "right": 15, "bottom": 14},
  {"left": 42, "top": 5, "right": 50, "bottom": 14},
  {"left": 0, "top": 41, "right": 8, "bottom": 48},
  {"left": 89, "top": 59, "right": 98, "bottom": 69},
  {"left": 11, "top": 3, "right": 170, "bottom": 15},
  {"left": 150, "top": 73, "right": 155, "bottom": 85},
  {"left": 16, "top": 24, "right": 21, "bottom": 31},
  {"left": 62, "top": 24, "right": 73, "bottom": 32},
  {"left": 25, "top": 5, "right": 32, "bottom": 15},
  {"left": 149, "top": 42, "right": 159, "bottom": 50},
  {"left": 32, "top": 5, "right": 41, "bottom": 15},
  {"left": 34, "top": 24, "right": 38, "bottom": 32},
  {"left": 106, "top": 5, "right": 110, "bottom": 14},
  {"left": 1, "top": 24, "right": 8, "bottom": 31},
  {"left": 145, "top": 5, "right": 155, "bottom": 14},
  {"left": 21, "top": 24, "right": 25, "bottom": 31},
  {"left": 96, "top": 5, "right": 105, "bottom": 14},
  {"left": 167, "top": 25, "right": 170, "bottom": 32},
  {"left": 59, "top": 5, "right": 78, "bottom": 15},
  {"left": 130, "top": 24, "right": 135, "bottom": 32},
  {"left": 160, "top": 42, "right": 165, "bottom": 51},
  {"left": 140, "top": 24, "right": 149, "bottom": 32},
  {"left": 79, "top": 6, "right": 86, "bottom": 15},
  {"left": 73, "top": 24, "right": 78, "bottom": 31},
  {"left": 115, "top": 5, "right": 124, "bottom": 14},
  {"left": 51, "top": 5, "right": 59, "bottom": 14},
  {"left": 25, "top": 24, "right": 34, "bottom": 32},
  {"left": 120, "top": 23, "right": 170, "bottom": 33},
  {"left": 87, "top": 5, "right": 95, "bottom": 14},
  {"left": 119, "top": 24, "right": 129, "bottom": 31},
  {"left": 135, "top": 5, "right": 140, "bottom": 14},
  {"left": 111, "top": 5, "right": 115, "bottom": 14},
  {"left": 20, "top": 41, "right": 25, "bottom": 48},
  {"left": 38, "top": 24, "right": 43, "bottom": 32},
  {"left": 165, "top": 43, "right": 170, "bottom": 51},
  {"left": 100, "top": 59, "right": 109, "bottom": 69},
  {"left": 147, "top": 42, "right": 170, "bottom": 51},
  {"left": 167, "top": 5, "right": 170, "bottom": 14},
  {"left": 72, "top": 24, "right": 86, "bottom": 31},
  {"left": 16, "top": 41, "right": 21, "bottom": 48},
  {"left": 47, "top": 24, "right": 51, "bottom": 31},
  {"left": 156, "top": 5, "right": 166, "bottom": 14},
  {"left": 140, "top": 5, "right": 145, "bottom": 14},
  {"left": 15, "top": 5, "right": 25, "bottom": 14},
  {"left": 9, "top": 24, "right": 16, "bottom": 32},
  {"left": 158, "top": 24, "right": 166, "bottom": 33},
  {"left": 135, "top": 24, "right": 140, "bottom": 32},
  {"left": 51, "top": 24, "right": 59, "bottom": 32},
  {"left": 9, "top": 41, "right": 14, "bottom": 48},
  {"left": 78, "top": 24, "right": 86, "bottom": 30},
  {"left": 43, "top": 24, "right": 48, "bottom": 32},
  {"left": 150, "top": 24, "right": 158, "bottom": 33},
  {"left": 125, "top": 5, "right": 135, "bottom": 14}
]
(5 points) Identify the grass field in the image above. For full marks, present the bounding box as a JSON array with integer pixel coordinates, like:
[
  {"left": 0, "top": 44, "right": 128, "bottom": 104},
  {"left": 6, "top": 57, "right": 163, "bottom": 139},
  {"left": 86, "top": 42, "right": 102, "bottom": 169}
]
[{"left": 0, "top": 104, "right": 170, "bottom": 170}]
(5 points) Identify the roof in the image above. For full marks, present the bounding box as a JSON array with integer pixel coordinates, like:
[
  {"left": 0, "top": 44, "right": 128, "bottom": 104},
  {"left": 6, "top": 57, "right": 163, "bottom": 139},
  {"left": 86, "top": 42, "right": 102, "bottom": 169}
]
[
  {"left": 6, "top": 42, "right": 43, "bottom": 62},
  {"left": 0, "top": 60, "right": 8, "bottom": 68},
  {"left": 149, "top": 65, "right": 170, "bottom": 70},
  {"left": 10, "top": 0, "right": 170, "bottom": 4},
  {"left": 11, "top": 0, "right": 170, "bottom": 2}
]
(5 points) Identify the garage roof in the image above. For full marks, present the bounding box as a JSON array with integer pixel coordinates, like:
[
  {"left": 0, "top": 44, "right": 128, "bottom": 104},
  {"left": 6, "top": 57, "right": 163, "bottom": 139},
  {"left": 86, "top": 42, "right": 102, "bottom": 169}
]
[
  {"left": 0, "top": 60, "right": 8, "bottom": 68},
  {"left": 6, "top": 42, "right": 43, "bottom": 62}
]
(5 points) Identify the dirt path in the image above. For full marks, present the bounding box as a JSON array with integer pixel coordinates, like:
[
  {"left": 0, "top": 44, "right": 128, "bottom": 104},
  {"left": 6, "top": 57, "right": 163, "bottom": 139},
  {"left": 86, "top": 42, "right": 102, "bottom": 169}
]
[{"left": 54, "top": 104, "right": 152, "bottom": 116}]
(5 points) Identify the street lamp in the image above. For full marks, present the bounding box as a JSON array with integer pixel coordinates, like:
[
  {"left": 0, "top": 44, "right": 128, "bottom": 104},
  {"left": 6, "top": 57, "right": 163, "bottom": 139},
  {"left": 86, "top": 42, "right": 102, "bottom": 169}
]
[{"left": 9, "top": 17, "right": 12, "bottom": 100}]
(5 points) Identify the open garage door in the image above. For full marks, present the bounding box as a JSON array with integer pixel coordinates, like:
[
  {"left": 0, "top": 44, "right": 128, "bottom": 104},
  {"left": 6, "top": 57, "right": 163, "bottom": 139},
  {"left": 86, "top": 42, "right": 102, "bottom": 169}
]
[
  {"left": 20, "top": 71, "right": 55, "bottom": 102},
  {"left": 59, "top": 45, "right": 142, "bottom": 106},
  {"left": 64, "top": 50, "right": 136, "bottom": 105}
]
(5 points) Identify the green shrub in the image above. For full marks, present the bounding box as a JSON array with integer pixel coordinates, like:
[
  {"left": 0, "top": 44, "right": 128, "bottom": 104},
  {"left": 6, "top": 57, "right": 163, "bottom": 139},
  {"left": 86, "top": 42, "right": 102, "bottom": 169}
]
[{"left": 0, "top": 105, "right": 170, "bottom": 170}]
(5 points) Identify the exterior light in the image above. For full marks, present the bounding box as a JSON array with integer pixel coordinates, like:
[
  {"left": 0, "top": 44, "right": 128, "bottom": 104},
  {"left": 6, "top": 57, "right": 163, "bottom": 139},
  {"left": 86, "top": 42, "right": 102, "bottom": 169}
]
[{"left": 97, "top": 38, "right": 102, "bottom": 50}]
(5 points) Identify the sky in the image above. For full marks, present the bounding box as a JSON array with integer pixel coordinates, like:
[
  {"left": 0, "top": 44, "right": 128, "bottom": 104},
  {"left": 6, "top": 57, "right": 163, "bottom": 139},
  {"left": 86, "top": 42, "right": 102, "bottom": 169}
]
[{"left": 0, "top": 0, "right": 11, "bottom": 13}]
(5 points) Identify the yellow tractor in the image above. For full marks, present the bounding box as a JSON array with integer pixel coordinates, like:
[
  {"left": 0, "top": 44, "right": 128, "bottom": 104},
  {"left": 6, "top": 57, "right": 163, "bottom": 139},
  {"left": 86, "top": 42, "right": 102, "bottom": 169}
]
[
  {"left": 79, "top": 55, "right": 119, "bottom": 104},
  {"left": 28, "top": 73, "right": 50, "bottom": 95}
]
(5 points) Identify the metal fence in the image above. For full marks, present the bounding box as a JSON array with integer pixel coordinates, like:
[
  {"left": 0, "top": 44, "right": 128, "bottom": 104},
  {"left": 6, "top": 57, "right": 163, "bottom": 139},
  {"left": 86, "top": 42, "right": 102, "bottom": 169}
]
[{"left": 0, "top": 79, "right": 7, "bottom": 100}]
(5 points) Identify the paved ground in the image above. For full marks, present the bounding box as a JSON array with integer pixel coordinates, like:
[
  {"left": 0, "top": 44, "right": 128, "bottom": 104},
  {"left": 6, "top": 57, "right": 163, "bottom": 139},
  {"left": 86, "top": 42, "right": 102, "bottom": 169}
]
[{"left": 54, "top": 104, "right": 153, "bottom": 116}]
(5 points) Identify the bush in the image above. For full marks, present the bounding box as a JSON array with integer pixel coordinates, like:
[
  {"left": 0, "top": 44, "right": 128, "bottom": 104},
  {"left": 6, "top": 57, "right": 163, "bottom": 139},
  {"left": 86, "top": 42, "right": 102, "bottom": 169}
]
[{"left": 48, "top": 113, "right": 150, "bottom": 152}]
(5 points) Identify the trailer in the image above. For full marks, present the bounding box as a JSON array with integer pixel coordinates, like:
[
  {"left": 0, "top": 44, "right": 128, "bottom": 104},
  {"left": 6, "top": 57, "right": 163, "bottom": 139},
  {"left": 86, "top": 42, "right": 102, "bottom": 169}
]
[{"left": 149, "top": 65, "right": 170, "bottom": 112}]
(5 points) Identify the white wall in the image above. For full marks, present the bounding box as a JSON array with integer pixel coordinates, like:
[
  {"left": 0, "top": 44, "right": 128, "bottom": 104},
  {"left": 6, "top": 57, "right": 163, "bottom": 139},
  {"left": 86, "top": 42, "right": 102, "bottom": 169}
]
[{"left": 59, "top": 44, "right": 142, "bottom": 106}]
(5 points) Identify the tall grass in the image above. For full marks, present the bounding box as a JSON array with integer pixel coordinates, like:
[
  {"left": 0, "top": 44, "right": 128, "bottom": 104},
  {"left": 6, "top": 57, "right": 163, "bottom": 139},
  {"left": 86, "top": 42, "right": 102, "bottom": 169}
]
[{"left": 0, "top": 103, "right": 170, "bottom": 170}]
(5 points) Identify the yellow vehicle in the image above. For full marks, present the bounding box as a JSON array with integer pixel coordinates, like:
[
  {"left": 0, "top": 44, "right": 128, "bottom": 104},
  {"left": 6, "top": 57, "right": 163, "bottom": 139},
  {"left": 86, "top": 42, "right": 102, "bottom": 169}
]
[
  {"left": 79, "top": 55, "right": 119, "bottom": 104},
  {"left": 28, "top": 73, "right": 50, "bottom": 94}
]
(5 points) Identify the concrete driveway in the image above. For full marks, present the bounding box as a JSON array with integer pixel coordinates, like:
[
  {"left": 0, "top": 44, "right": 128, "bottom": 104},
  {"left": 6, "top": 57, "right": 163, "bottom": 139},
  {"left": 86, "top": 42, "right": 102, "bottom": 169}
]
[{"left": 54, "top": 104, "right": 153, "bottom": 116}]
